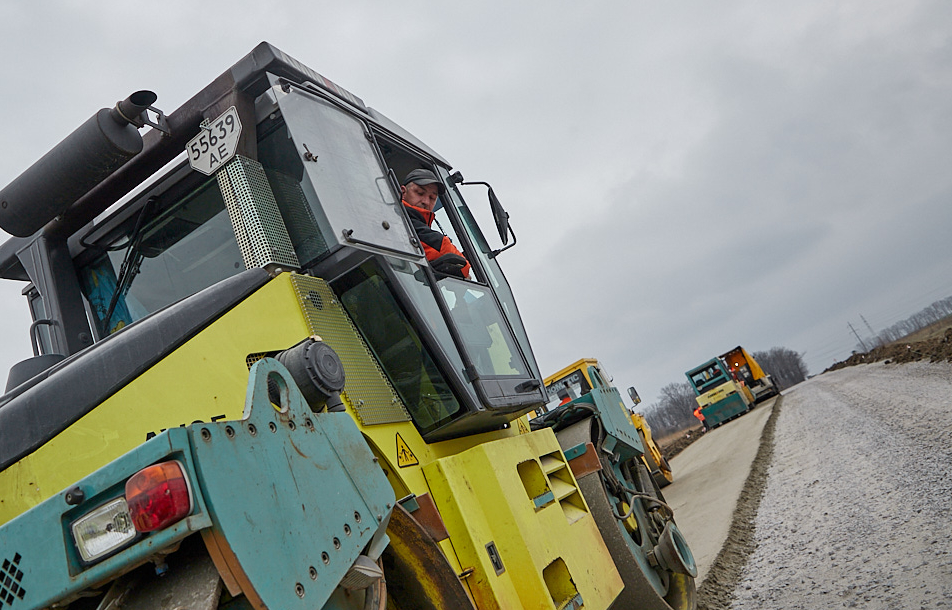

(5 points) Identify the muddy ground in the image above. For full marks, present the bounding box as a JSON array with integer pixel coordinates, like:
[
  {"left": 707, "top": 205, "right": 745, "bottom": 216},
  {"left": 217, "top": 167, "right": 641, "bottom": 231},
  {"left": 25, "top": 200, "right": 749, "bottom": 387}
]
[
  {"left": 826, "top": 326, "right": 952, "bottom": 371},
  {"left": 699, "top": 362, "right": 952, "bottom": 609},
  {"left": 660, "top": 428, "right": 703, "bottom": 459}
]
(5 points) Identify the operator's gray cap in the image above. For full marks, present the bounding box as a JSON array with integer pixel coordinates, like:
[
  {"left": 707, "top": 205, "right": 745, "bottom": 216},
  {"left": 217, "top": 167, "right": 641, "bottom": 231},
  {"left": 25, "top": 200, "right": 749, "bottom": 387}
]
[{"left": 402, "top": 168, "right": 445, "bottom": 194}]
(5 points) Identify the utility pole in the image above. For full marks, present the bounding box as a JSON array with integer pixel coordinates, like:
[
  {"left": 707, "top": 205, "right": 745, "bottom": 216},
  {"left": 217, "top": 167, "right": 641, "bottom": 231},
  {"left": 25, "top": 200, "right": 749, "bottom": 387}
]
[
  {"left": 848, "top": 322, "right": 869, "bottom": 352},
  {"left": 860, "top": 314, "right": 878, "bottom": 348}
]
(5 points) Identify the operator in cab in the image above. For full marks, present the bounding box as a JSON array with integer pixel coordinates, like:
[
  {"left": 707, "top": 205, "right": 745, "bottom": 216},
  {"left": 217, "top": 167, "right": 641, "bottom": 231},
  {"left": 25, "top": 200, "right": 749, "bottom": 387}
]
[{"left": 401, "top": 169, "right": 471, "bottom": 279}]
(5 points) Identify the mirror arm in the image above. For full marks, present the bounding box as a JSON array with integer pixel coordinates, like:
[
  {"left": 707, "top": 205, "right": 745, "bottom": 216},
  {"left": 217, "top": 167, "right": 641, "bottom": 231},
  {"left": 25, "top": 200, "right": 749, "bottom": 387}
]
[
  {"left": 489, "top": 224, "right": 517, "bottom": 259},
  {"left": 458, "top": 179, "right": 512, "bottom": 248}
]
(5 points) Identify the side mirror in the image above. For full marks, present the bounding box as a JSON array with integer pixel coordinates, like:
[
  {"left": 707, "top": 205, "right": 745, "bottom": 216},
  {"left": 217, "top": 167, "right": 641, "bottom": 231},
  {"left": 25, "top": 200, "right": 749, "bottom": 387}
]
[
  {"left": 454, "top": 175, "right": 517, "bottom": 258},
  {"left": 627, "top": 386, "right": 641, "bottom": 405},
  {"left": 488, "top": 187, "right": 509, "bottom": 245}
]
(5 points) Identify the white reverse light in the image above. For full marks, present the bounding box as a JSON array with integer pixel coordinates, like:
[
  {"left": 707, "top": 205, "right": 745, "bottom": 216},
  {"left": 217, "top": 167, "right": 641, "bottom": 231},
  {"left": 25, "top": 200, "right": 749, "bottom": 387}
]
[{"left": 70, "top": 497, "right": 137, "bottom": 563}]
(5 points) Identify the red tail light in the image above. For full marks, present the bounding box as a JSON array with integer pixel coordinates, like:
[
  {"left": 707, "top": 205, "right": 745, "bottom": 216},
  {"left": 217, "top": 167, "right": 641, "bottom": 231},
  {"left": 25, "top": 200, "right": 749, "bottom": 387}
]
[{"left": 125, "top": 461, "right": 191, "bottom": 532}]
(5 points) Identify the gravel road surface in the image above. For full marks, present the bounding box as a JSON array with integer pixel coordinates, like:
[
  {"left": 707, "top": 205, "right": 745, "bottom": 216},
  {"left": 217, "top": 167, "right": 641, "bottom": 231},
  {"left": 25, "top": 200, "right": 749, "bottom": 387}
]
[{"left": 726, "top": 362, "right": 952, "bottom": 609}]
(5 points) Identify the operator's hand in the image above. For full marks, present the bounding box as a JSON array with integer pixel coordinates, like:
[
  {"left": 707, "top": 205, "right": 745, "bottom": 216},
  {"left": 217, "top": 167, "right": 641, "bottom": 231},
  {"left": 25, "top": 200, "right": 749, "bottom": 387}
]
[{"left": 431, "top": 253, "right": 468, "bottom": 278}]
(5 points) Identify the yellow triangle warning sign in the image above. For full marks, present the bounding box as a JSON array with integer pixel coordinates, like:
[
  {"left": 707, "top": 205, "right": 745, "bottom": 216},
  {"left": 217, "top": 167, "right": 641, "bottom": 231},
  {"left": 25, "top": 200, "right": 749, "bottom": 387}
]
[
  {"left": 517, "top": 418, "right": 530, "bottom": 435},
  {"left": 396, "top": 433, "right": 419, "bottom": 468}
]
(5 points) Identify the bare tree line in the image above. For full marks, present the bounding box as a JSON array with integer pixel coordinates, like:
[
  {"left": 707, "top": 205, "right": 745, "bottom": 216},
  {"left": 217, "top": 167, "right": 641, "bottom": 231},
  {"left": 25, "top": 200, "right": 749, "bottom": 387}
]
[
  {"left": 640, "top": 346, "right": 808, "bottom": 440},
  {"left": 641, "top": 381, "right": 697, "bottom": 440},
  {"left": 751, "top": 347, "right": 808, "bottom": 391},
  {"left": 867, "top": 295, "right": 952, "bottom": 346}
]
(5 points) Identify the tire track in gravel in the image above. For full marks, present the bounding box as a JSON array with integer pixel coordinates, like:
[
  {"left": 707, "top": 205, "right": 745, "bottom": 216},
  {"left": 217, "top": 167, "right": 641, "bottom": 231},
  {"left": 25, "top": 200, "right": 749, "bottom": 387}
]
[{"left": 695, "top": 396, "right": 782, "bottom": 610}]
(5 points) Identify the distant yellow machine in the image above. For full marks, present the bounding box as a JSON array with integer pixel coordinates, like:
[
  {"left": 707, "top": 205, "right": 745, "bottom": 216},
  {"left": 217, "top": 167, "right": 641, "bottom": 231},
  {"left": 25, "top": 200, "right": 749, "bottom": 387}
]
[
  {"left": 630, "top": 410, "right": 674, "bottom": 488},
  {"left": 542, "top": 358, "right": 674, "bottom": 488},
  {"left": 719, "top": 346, "right": 779, "bottom": 403}
]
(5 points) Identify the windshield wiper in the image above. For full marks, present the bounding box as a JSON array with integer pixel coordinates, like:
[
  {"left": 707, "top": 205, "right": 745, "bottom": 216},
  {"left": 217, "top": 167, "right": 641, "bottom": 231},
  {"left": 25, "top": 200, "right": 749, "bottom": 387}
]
[{"left": 101, "top": 197, "right": 158, "bottom": 335}]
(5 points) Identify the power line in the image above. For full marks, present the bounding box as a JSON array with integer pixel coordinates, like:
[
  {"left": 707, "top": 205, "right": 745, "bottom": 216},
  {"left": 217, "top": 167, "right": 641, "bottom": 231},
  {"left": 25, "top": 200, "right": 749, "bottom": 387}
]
[{"left": 864, "top": 285, "right": 952, "bottom": 328}]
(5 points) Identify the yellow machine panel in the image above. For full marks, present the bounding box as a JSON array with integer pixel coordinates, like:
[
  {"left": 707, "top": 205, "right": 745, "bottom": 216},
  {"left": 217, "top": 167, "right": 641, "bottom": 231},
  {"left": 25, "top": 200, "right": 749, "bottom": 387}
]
[
  {"left": 695, "top": 379, "right": 752, "bottom": 408},
  {"left": 0, "top": 275, "right": 316, "bottom": 523},
  {"left": 1, "top": 271, "right": 625, "bottom": 607},
  {"left": 423, "top": 429, "right": 623, "bottom": 610},
  {"left": 631, "top": 412, "right": 664, "bottom": 465},
  {"left": 0, "top": 273, "right": 420, "bottom": 524}
]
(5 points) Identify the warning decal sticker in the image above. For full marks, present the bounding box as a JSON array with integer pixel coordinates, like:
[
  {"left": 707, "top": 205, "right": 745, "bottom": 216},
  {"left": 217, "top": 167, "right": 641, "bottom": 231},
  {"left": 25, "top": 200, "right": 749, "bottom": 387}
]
[{"left": 396, "top": 433, "right": 419, "bottom": 468}]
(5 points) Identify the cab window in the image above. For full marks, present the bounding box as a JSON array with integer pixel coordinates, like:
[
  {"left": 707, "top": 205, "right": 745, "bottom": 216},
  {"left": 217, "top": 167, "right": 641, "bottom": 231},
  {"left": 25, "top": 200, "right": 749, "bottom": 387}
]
[
  {"left": 542, "top": 370, "right": 591, "bottom": 413},
  {"left": 77, "top": 177, "right": 243, "bottom": 336},
  {"left": 334, "top": 258, "right": 464, "bottom": 434}
]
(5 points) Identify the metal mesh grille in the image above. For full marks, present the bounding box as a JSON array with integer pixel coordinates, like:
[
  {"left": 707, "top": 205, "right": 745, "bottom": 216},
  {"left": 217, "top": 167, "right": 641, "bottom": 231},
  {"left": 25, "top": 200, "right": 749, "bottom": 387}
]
[
  {"left": 0, "top": 553, "right": 26, "bottom": 606},
  {"left": 246, "top": 352, "right": 269, "bottom": 369},
  {"left": 290, "top": 274, "right": 410, "bottom": 425},
  {"left": 217, "top": 154, "right": 300, "bottom": 270}
]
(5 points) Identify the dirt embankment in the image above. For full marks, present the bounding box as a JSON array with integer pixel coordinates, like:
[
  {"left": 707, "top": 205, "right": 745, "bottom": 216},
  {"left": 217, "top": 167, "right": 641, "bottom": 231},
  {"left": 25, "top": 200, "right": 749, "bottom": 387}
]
[
  {"left": 660, "top": 428, "right": 704, "bottom": 459},
  {"left": 825, "top": 327, "right": 952, "bottom": 372}
]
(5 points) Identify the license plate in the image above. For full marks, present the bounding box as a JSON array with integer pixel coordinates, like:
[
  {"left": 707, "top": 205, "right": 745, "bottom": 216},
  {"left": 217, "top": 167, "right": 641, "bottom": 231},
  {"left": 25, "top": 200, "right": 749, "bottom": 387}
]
[{"left": 187, "top": 106, "right": 242, "bottom": 175}]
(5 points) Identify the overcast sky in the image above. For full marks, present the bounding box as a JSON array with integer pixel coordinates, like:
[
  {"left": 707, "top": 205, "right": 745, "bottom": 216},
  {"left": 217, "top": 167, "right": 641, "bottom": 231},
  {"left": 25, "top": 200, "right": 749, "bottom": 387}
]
[{"left": 0, "top": 0, "right": 949, "bottom": 407}]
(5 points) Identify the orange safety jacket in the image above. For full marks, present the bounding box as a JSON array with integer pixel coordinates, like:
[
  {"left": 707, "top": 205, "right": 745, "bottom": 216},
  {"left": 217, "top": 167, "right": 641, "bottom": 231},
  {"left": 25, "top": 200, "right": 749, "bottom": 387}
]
[{"left": 403, "top": 201, "right": 472, "bottom": 278}]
